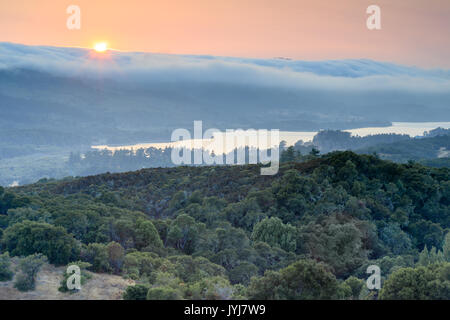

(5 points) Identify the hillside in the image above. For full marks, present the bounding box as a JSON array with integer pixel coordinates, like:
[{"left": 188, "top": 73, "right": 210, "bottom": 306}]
[
  {"left": 1, "top": 152, "right": 449, "bottom": 300},
  {"left": 355, "top": 134, "right": 450, "bottom": 163}
]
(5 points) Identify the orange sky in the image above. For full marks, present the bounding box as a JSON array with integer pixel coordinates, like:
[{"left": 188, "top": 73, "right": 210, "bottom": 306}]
[{"left": 0, "top": 0, "right": 449, "bottom": 68}]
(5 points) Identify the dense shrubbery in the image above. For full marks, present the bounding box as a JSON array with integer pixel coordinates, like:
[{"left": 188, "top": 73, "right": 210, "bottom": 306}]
[
  {"left": 247, "top": 259, "right": 340, "bottom": 299},
  {"left": 380, "top": 262, "right": 450, "bottom": 300},
  {"left": 0, "top": 252, "right": 13, "bottom": 281},
  {"left": 123, "top": 284, "right": 150, "bottom": 300},
  {"left": 0, "top": 151, "right": 449, "bottom": 299},
  {"left": 2, "top": 221, "right": 79, "bottom": 265}
]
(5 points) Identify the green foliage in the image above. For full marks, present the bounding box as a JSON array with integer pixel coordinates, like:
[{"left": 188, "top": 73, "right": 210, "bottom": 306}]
[
  {"left": 167, "top": 214, "right": 204, "bottom": 254},
  {"left": 168, "top": 255, "right": 226, "bottom": 283},
  {"left": 297, "top": 214, "right": 369, "bottom": 277},
  {"left": 228, "top": 262, "right": 258, "bottom": 286},
  {"left": 186, "top": 276, "right": 234, "bottom": 300},
  {"left": 82, "top": 243, "right": 110, "bottom": 273},
  {"left": 443, "top": 233, "right": 450, "bottom": 262},
  {"left": 134, "top": 219, "right": 163, "bottom": 251},
  {"left": 2, "top": 151, "right": 449, "bottom": 300},
  {"left": 14, "top": 253, "right": 47, "bottom": 291},
  {"left": 342, "top": 276, "right": 365, "bottom": 300},
  {"left": 252, "top": 217, "right": 296, "bottom": 252},
  {"left": 356, "top": 134, "right": 450, "bottom": 163},
  {"left": 417, "top": 246, "right": 445, "bottom": 266},
  {"left": 2, "top": 221, "right": 79, "bottom": 265},
  {"left": 355, "top": 255, "right": 414, "bottom": 279},
  {"left": 123, "top": 284, "right": 150, "bottom": 300},
  {"left": 0, "top": 252, "right": 14, "bottom": 281},
  {"left": 147, "top": 287, "right": 182, "bottom": 300},
  {"left": 123, "top": 251, "right": 163, "bottom": 280},
  {"left": 107, "top": 241, "right": 125, "bottom": 274},
  {"left": 380, "top": 263, "right": 450, "bottom": 300},
  {"left": 248, "top": 260, "right": 339, "bottom": 299},
  {"left": 378, "top": 223, "right": 412, "bottom": 255},
  {"left": 0, "top": 187, "right": 30, "bottom": 214}
]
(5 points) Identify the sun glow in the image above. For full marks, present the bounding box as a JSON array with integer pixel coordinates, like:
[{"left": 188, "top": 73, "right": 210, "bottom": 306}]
[{"left": 94, "top": 42, "right": 108, "bottom": 52}]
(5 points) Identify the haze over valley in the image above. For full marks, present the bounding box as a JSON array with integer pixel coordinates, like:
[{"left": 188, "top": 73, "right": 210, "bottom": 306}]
[{"left": 1, "top": 43, "right": 449, "bottom": 185}]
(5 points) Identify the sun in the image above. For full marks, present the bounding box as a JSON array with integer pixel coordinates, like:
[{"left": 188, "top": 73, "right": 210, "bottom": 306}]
[{"left": 94, "top": 42, "right": 108, "bottom": 52}]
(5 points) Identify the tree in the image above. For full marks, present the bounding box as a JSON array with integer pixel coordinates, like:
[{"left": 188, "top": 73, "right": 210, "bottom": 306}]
[
  {"left": 123, "top": 284, "right": 150, "bottom": 300},
  {"left": 252, "top": 217, "right": 296, "bottom": 252},
  {"left": 248, "top": 260, "right": 339, "bottom": 300},
  {"left": 296, "top": 214, "right": 369, "bottom": 277},
  {"left": 186, "top": 276, "right": 234, "bottom": 300},
  {"left": 379, "top": 223, "right": 412, "bottom": 255},
  {"left": 14, "top": 254, "right": 47, "bottom": 291},
  {"left": 418, "top": 246, "right": 445, "bottom": 266},
  {"left": 82, "top": 243, "right": 110, "bottom": 272},
  {"left": 167, "top": 214, "right": 204, "bottom": 254},
  {"left": 107, "top": 241, "right": 125, "bottom": 274},
  {"left": 444, "top": 233, "right": 450, "bottom": 262},
  {"left": 280, "top": 146, "right": 296, "bottom": 163},
  {"left": 147, "top": 287, "right": 182, "bottom": 300},
  {"left": 0, "top": 252, "right": 14, "bottom": 281},
  {"left": 2, "top": 221, "right": 79, "bottom": 265},
  {"left": 169, "top": 255, "right": 225, "bottom": 283},
  {"left": 380, "top": 263, "right": 450, "bottom": 300},
  {"left": 408, "top": 219, "right": 444, "bottom": 250},
  {"left": 246, "top": 270, "right": 282, "bottom": 300},
  {"left": 228, "top": 262, "right": 259, "bottom": 285},
  {"left": 122, "top": 251, "right": 163, "bottom": 280},
  {"left": 310, "top": 147, "right": 320, "bottom": 157},
  {"left": 0, "top": 188, "right": 30, "bottom": 214},
  {"left": 342, "top": 276, "right": 365, "bottom": 300},
  {"left": 271, "top": 170, "right": 319, "bottom": 222},
  {"left": 134, "top": 219, "right": 163, "bottom": 251}
]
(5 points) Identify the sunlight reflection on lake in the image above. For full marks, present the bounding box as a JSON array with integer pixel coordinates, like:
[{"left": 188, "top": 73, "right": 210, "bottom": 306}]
[{"left": 92, "top": 122, "right": 450, "bottom": 154}]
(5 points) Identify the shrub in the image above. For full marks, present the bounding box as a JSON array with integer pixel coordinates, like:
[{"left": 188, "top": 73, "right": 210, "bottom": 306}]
[
  {"left": 2, "top": 221, "right": 79, "bottom": 265},
  {"left": 123, "top": 284, "right": 150, "bottom": 300},
  {"left": 0, "top": 252, "right": 14, "bottom": 281},
  {"left": 14, "top": 254, "right": 47, "bottom": 292},
  {"left": 146, "top": 287, "right": 182, "bottom": 300},
  {"left": 380, "top": 263, "right": 450, "bottom": 300},
  {"left": 252, "top": 217, "right": 297, "bottom": 252}
]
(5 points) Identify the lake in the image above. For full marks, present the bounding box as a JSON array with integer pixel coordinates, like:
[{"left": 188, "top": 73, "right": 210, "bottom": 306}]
[{"left": 92, "top": 122, "right": 450, "bottom": 154}]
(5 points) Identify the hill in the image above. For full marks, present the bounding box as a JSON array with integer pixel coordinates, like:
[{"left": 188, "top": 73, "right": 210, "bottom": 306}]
[
  {"left": 355, "top": 134, "right": 450, "bottom": 163},
  {"left": 1, "top": 152, "right": 449, "bottom": 299}
]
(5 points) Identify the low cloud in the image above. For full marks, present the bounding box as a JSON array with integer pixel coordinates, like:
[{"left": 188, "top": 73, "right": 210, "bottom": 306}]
[{"left": 1, "top": 42, "right": 449, "bottom": 95}]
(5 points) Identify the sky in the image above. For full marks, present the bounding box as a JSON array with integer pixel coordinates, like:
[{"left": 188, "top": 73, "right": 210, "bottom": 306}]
[{"left": 0, "top": 0, "right": 449, "bottom": 68}]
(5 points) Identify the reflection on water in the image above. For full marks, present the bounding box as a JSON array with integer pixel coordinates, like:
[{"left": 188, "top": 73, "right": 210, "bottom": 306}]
[
  {"left": 92, "top": 122, "right": 450, "bottom": 154},
  {"left": 346, "top": 122, "right": 450, "bottom": 138}
]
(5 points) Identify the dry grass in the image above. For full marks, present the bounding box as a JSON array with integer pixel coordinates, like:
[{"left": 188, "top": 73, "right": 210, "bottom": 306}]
[{"left": 0, "top": 258, "right": 134, "bottom": 300}]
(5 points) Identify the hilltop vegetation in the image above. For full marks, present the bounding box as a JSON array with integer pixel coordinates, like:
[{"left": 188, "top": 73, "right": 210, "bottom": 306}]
[
  {"left": 356, "top": 135, "right": 450, "bottom": 163},
  {"left": 0, "top": 151, "right": 449, "bottom": 299},
  {"left": 2, "top": 125, "right": 449, "bottom": 187}
]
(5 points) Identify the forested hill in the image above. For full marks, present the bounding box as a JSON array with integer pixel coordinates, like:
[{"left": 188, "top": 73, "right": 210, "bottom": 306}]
[
  {"left": 355, "top": 134, "right": 450, "bottom": 163},
  {"left": 1, "top": 151, "right": 449, "bottom": 300}
]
